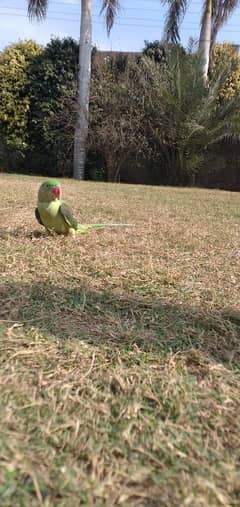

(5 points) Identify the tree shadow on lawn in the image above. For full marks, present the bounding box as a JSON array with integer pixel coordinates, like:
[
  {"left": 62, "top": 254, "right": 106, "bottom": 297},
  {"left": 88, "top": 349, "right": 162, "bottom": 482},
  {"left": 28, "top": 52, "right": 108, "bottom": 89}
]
[{"left": 0, "top": 281, "right": 239, "bottom": 364}]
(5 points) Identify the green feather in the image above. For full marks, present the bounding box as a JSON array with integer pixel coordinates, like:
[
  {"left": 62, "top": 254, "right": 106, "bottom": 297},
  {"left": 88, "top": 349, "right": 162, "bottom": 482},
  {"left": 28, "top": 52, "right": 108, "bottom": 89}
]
[
  {"left": 46, "top": 179, "right": 60, "bottom": 187},
  {"left": 59, "top": 203, "right": 78, "bottom": 230}
]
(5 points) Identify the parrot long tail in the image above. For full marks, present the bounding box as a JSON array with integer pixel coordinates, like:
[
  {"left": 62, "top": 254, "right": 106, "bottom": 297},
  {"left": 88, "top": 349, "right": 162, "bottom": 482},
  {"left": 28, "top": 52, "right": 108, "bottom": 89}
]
[{"left": 77, "top": 223, "right": 132, "bottom": 234}]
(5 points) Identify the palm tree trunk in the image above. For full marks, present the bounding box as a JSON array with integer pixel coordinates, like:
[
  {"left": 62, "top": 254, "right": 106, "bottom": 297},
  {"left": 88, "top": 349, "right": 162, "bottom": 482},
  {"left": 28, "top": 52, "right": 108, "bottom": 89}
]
[
  {"left": 73, "top": 0, "right": 92, "bottom": 179},
  {"left": 199, "top": 0, "right": 212, "bottom": 84}
]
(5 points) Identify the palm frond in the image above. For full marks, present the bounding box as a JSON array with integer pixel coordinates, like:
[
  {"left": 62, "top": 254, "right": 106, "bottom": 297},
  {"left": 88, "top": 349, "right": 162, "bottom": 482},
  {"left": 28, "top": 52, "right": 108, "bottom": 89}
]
[
  {"left": 163, "top": 0, "right": 188, "bottom": 43},
  {"left": 28, "top": 0, "right": 48, "bottom": 20},
  {"left": 187, "top": 37, "right": 199, "bottom": 55},
  {"left": 100, "top": 0, "right": 121, "bottom": 35}
]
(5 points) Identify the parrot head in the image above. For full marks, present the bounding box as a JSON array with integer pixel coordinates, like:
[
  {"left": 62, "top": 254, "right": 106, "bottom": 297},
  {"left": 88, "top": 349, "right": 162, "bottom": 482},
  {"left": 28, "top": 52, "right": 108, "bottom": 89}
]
[{"left": 38, "top": 180, "right": 61, "bottom": 203}]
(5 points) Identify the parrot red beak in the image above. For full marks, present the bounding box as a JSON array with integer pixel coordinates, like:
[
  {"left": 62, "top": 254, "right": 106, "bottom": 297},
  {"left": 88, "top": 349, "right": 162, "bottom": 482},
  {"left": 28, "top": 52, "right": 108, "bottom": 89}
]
[{"left": 52, "top": 186, "right": 60, "bottom": 199}]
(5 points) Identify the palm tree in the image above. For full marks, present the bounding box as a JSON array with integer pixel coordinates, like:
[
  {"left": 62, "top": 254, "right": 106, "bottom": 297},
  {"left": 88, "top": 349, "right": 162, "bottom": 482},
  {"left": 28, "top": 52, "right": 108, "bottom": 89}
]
[
  {"left": 164, "top": 0, "right": 240, "bottom": 83},
  {"left": 199, "top": 0, "right": 212, "bottom": 84},
  {"left": 28, "top": 0, "right": 120, "bottom": 180},
  {"left": 198, "top": 0, "right": 239, "bottom": 83},
  {"left": 211, "top": 0, "right": 239, "bottom": 50}
]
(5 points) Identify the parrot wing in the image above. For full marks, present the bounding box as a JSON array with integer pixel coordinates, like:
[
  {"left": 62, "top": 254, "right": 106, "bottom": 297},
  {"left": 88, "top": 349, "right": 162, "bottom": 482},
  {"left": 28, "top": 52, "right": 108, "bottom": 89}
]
[
  {"left": 35, "top": 207, "right": 44, "bottom": 226},
  {"left": 59, "top": 203, "right": 78, "bottom": 230}
]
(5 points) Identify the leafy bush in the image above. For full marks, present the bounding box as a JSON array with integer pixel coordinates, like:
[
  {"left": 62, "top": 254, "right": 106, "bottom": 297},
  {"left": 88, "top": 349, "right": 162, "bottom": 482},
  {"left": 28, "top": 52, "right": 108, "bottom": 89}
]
[
  {"left": 210, "top": 43, "right": 240, "bottom": 100},
  {"left": 88, "top": 46, "right": 240, "bottom": 183},
  {"left": 0, "top": 40, "right": 42, "bottom": 170},
  {"left": 26, "top": 37, "right": 78, "bottom": 175}
]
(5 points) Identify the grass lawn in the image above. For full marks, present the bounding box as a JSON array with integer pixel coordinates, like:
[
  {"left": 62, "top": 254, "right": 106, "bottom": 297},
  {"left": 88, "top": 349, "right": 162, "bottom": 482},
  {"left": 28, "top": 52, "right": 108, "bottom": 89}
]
[{"left": 0, "top": 173, "right": 240, "bottom": 506}]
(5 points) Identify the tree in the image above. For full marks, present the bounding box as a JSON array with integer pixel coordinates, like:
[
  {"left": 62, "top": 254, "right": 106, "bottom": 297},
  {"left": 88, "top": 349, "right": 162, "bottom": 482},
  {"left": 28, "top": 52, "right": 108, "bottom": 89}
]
[
  {"left": 143, "top": 40, "right": 186, "bottom": 65},
  {"left": 89, "top": 56, "right": 153, "bottom": 181},
  {"left": 210, "top": 42, "right": 240, "bottom": 99},
  {"left": 73, "top": 0, "right": 92, "bottom": 179},
  {"left": 0, "top": 40, "right": 42, "bottom": 170},
  {"left": 198, "top": 0, "right": 239, "bottom": 83},
  {"left": 163, "top": 0, "right": 240, "bottom": 83},
  {"left": 26, "top": 37, "right": 79, "bottom": 176},
  {"left": 199, "top": 0, "right": 212, "bottom": 84},
  {"left": 210, "top": 0, "right": 239, "bottom": 51},
  {"left": 27, "top": 0, "right": 120, "bottom": 180}
]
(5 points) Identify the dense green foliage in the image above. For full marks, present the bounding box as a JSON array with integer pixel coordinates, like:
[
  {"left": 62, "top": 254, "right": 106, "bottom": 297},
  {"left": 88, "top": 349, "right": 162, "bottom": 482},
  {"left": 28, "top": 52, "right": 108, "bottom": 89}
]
[
  {"left": 0, "top": 38, "right": 240, "bottom": 184},
  {"left": 0, "top": 40, "right": 42, "bottom": 169},
  {"left": 26, "top": 37, "right": 78, "bottom": 176},
  {"left": 210, "top": 43, "right": 240, "bottom": 99},
  {"left": 0, "top": 38, "right": 78, "bottom": 174}
]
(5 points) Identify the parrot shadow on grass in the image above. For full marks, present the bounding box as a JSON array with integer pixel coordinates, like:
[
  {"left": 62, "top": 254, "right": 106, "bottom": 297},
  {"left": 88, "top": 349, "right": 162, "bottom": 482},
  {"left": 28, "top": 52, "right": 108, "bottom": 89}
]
[
  {"left": 35, "top": 180, "right": 131, "bottom": 236},
  {"left": 0, "top": 227, "right": 50, "bottom": 241},
  {"left": 0, "top": 227, "right": 46, "bottom": 240}
]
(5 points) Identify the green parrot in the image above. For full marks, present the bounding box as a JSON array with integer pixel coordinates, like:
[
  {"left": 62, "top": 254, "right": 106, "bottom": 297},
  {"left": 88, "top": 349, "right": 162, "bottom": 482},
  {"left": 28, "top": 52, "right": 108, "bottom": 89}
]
[{"left": 35, "top": 179, "right": 130, "bottom": 235}]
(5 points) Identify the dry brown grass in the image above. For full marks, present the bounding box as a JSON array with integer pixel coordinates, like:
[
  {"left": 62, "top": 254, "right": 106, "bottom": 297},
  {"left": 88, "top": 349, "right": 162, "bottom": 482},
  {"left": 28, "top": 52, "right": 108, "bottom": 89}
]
[{"left": 0, "top": 173, "right": 240, "bottom": 506}]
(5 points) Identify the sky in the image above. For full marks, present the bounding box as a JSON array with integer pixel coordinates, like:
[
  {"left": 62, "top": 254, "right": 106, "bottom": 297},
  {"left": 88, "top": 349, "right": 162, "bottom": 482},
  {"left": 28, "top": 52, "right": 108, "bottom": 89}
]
[{"left": 0, "top": 0, "right": 240, "bottom": 52}]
